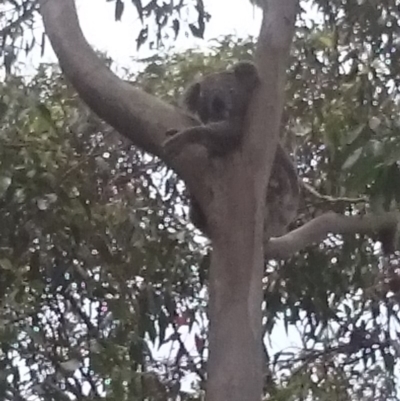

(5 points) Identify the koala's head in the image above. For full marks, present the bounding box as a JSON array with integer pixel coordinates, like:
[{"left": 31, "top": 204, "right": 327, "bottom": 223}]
[{"left": 181, "top": 61, "right": 259, "bottom": 124}]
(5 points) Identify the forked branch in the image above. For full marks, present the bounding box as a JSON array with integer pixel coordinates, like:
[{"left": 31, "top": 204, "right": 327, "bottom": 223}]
[
  {"left": 38, "top": 0, "right": 210, "bottom": 206},
  {"left": 38, "top": 0, "right": 194, "bottom": 161}
]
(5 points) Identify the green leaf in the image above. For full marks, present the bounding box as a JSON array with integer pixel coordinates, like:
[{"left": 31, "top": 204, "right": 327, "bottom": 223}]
[
  {"left": 36, "top": 103, "right": 52, "bottom": 121},
  {"left": 60, "top": 359, "right": 81, "bottom": 373},
  {"left": 115, "top": 0, "right": 124, "bottom": 21},
  {"left": 346, "top": 124, "right": 365, "bottom": 145},
  {"left": 0, "top": 100, "right": 7, "bottom": 121},
  {"left": 0, "top": 259, "right": 12, "bottom": 271},
  {"left": 342, "top": 148, "right": 363, "bottom": 170},
  {"left": 0, "top": 176, "right": 11, "bottom": 198}
]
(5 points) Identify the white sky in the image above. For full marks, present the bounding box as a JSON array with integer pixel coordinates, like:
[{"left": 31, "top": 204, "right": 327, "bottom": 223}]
[{"left": 36, "top": 0, "right": 262, "bottom": 69}]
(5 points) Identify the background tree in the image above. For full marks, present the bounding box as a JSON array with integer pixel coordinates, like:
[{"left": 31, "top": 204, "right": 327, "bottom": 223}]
[{"left": 0, "top": 0, "right": 400, "bottom": 400}]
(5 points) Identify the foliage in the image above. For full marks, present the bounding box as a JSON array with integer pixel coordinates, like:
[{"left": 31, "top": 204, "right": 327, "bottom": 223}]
[
  {"left": 0, "top": 67, "right": 205, "bottom": 400},
  {"left": 0, "top": 0, "right": 211, "bottom": 75},
  {"left": 0, "top": 0, "right": 39, "bottom": 74},
  {"left": 265, "top": 2, "right": 400, "bottom": 399},
  {"left": 1, "top": 0, "right": 400, "bottom": 400},
  {"left": 108, "top": 0, "right": 211, "bottom": 49}
]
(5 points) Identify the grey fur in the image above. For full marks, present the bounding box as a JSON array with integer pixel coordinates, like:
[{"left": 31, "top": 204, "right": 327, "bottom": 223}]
[
  {"left": 164, "top": 61, "right": 299, "bottom": 238},
  {"left": 164, "top": 61, "right": 259, "bottom": 157}
]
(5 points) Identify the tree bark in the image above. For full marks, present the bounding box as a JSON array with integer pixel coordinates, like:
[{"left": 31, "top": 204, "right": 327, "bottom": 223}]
[{"left": 205, "top": 2, "right": 297, "bottom": 400}]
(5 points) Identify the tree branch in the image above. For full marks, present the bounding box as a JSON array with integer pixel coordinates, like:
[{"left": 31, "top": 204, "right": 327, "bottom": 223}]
[
  {"left": 38, "top": 0, "right": 194, "bottom": 160},
  {"left": 205, "top": 1, "right": 298, "bottom": 400},
  {"left": 302, "top": 181, "right": 368, "bottom": 204},
  {"left": 38, "top": 0, "right": 210, "bottom": 208},
  {"left": 246, "top": 1, "right": 299, "bottom": 215},
  {"left": 265, "top": 211, "right": 399, "bottom": 259}
]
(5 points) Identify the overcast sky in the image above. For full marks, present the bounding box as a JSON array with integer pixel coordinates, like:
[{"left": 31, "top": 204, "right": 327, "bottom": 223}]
[{"left": 56, "top": 0, "right": 263, "bottom": 67}]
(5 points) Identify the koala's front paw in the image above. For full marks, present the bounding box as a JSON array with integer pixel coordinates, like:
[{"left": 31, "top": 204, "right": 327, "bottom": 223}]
[{"left": 163, "top": 131, "right": 186, "bottom": 158}]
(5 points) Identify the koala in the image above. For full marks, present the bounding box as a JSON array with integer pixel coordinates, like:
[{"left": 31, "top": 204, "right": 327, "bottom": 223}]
[
  {"left": 164, "top": 61, "right": 260, "bottom": 157},
  {"left": 164, "top": 61, "right": 299, "bottom": 238}
]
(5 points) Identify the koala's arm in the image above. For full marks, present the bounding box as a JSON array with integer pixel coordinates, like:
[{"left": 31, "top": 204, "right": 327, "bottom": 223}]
[{"left": 164, "top": 118, "right": 243, "bottom": 157}]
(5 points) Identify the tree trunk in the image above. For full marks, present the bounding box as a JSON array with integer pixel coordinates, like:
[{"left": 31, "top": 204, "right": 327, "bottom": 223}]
[
  {"left": 204, "top": 2, "right": 298, "bottom": 400},
  {"left": 205, "top": 191, "right": 265, "bottom": 400}
]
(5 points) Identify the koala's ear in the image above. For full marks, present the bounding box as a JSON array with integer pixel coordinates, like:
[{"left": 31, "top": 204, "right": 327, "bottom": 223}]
[
  {"left": 233, "top": 61, "right": 260, "bottom": 88},
  {"left": 181, "top": 82, "right": 201, "bottom": 113}
]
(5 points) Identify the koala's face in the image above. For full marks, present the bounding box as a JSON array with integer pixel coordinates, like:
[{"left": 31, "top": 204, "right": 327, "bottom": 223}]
[
  {"left": 196, "top": 73, "right": 236, "bottom": 123},
  {"left": 182, "top": 62, "right": 259, "bottom": 124}
]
